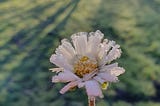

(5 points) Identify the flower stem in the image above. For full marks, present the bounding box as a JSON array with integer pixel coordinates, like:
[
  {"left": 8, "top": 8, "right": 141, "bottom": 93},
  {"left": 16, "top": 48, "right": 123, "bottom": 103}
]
[{"left": 88, "top": 97, "right": 95, "bottom": 106}]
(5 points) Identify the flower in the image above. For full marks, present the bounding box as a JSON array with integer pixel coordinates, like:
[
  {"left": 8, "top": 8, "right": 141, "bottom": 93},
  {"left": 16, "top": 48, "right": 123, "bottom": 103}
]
[{"left": 50, "top": 30, "right": 125, "bottom": 98}]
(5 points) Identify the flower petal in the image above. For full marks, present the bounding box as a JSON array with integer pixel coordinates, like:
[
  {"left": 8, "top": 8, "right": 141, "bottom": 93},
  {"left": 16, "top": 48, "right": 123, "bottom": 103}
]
[
  {"left": 98, "top": 72, "right": 118, "bottom": 82},
  {"left": 93, "top": 76, "right": 105, "bottom": 84},
  {"left": 98, "top": 40, "right": 117, "bottom": 66},
  {"left": 106, "top": 44, "right": 122, "bottom": 63},
  {"left": 97, "top": 39, "right": 109, "bottom": 60},
  {"left": 99, "top": 64, "right": 125, "bottom": 76},
  {"left": 71, "top": 32, "right": 88, "bottom": 56},
  {"left": 109, "top": 67, "right": 125, "bottom": 76},
  {"left": 78, "top": 82, "right": 85, "bottom": 88},
  {"left": 85, "top": 80, "right": 103, "bottom": 98},
  {"left": 87, "top": 30, "right": 104, "bottom": 57},
  {"left": 50, "top": 54, "right": 72, "bottom": 71},
  {"left": 60, "top": 81, "right": 79, "bottom": 94},
  {"left": 49, "top": 68, "right": 63, "bottom": 73},
  {"left": 52, "top": 71, "right": 80, "bottom": 83},
  {"left": 98, "top": 40, "right": 115, "bottom": 60},
  {"left": 82, "top": 70, "right": 98, "bottom": 81},
  {"left": 100, "top": 63, "right": 118, "bottom": 72},
  {"left": 55, "top": 39, "right": 75, "bottom": 65}
]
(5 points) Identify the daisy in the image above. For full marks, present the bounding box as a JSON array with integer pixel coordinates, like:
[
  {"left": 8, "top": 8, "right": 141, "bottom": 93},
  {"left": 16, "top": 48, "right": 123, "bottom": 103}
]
[{"left": 50, "top": 30, "right": 125, "bottom": 101}]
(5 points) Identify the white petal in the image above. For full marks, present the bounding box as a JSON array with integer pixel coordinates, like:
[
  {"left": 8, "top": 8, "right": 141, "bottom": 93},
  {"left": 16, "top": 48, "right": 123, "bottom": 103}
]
[
  {"left": 82, "top": 70, "right": 98, "bottom": 81},
  {"left": 49, "top": 68, "right": 63, "bottom": 73},
  {"left": 98, "top": 72, "right": 118, "bottom": 82},
  {"left": 97, "top": 39, "right": 109, "bottom": 59},
  {"left": 93, "top": 76, "right": 105, "bottom": 84},
  {"left": 98, "top": 40, "right": 116, "bottom": 66},
  {"left": 71, "top": 32, "right": 88, "bottom": 56},
  {"left": 52, "top": 76, "right": 59, "bottom": 82},
  {"left": 100, "top": 63, "right": 118, "bottom": 72},
  {"left": 55, "top": 39, "right": 75, "bottom": 65},
  {"left": 98, "top": 40, "right": 115, "bottom": 59},
  {"left": 87, "top": 30, "right": 104, "bottom": 57},
  {"left": 106, "top": 44, "right": 122, "bottom": 63},
  {"left": 60, "top": 81, "right": 79, "bottom": 94},
  {"left": 50, "top": 54, "right": 72, "bottom": 71},
  {"left": 52, "top": 71, "right": 80, "bottom": 83},
  {"left": 85, "top": 80, "right": 103, "bottom": 98},
  {"left": 109, "top": 67, "right": 125, "bottom": 76},
  {"left": 78, "top": 82, "right": 85, "bottom": 88}
]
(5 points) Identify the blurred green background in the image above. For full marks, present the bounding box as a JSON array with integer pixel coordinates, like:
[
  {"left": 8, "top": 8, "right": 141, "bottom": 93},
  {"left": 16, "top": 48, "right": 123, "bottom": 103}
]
[{"left": 0, "top": 0, "right": 160, "bottom": 106}]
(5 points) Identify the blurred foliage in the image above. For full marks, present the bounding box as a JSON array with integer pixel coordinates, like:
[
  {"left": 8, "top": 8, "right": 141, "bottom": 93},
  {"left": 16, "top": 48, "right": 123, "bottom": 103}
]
[{"left": 0, "top": 0, "right": 160, "bottom": 106}]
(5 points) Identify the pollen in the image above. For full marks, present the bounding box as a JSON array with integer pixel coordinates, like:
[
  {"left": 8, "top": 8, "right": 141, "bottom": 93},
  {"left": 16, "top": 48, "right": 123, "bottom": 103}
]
[
  {"left": 101, "top": 82, "right": 109, "bottom": 90},
  {"left": 74, "top": 56, "right": 98, "bottom": 78},
  {"left": 80, "top": 56, "right": 89, "bottom": 62}
]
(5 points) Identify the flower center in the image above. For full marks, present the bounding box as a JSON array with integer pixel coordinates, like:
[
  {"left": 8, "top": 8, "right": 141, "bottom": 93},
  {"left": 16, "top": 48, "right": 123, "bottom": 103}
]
[{"left": 74, "top": 56, "right": 98, "bottom": 78}]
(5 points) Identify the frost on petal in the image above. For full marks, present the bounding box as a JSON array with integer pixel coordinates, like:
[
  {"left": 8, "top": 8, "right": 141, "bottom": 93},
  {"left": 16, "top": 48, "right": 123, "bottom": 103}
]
[
  {"left": 100, "top": 63, "right": 118, "bottom": 72},
  {"left": 71, "top": 32, "right": 88, "bottom": 56},
  {"left": 93, "top": 76, "right": 105, "bottom": 84},
  {"left": 85, "top": 80, "right": 103, "bottom": 98},
  {"left": 97, "top": 39, "right": 109, "bottom": 59},
  {"left": 52, "top": 76, "right": 59, "bottom": 82},
  {"left": 99, "top": 64, "right": 125, "bottom": 77},
  {"left": 52, "top": 71, "right": 79, "bottom": 83},
  {"left": 98, "top": 40, "right": 116, "bottom": 66},
  {"left": 98, "top": 40, "right": 116, "bottom": 58},
  {"left": 60, "top": 81, "right": 79, "bottom": 94},
  {"left": 87, "top": 30, "right": 104, "bottom": 57},
  {"left": 55, "top": 39, "right": 75, "bottom": 65},
  {"left": 78, "top": 82, "right": 85, "bottom": 88},
  {"left": 106, "top": 44, "right": 122, "bottom": 63},
  {"left": 98, "top": 72, "right": 118, "bottom": 82},
  {"left": 50, "top": 54, "right": 72, "bottom": 71},
  {"left": 109, "top": 67, "right": 125, "bottom": 76}
]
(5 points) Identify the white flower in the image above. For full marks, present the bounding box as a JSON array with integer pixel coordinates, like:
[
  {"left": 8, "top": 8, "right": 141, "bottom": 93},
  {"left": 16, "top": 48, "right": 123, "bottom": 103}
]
[{"left": 50, "top": 30, "right": 125, "bottom": 98}]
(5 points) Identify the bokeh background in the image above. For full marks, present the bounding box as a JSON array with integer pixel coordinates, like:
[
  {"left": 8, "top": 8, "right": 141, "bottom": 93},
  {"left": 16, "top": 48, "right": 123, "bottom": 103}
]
[{"left": 0, "top": 0, "right": 160, "bottom": 106}]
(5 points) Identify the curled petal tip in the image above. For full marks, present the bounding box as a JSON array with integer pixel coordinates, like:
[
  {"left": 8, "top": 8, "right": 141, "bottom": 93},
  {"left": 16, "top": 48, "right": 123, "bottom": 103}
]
[
  {"left": 59, "top": 90, "right": 65, "bottom": 94},
  {"left": 52, "top": 76, "right": 59, "bottom": 82},
  {"left": 100, "top": 94, "right": 104, "bottom": 98}
]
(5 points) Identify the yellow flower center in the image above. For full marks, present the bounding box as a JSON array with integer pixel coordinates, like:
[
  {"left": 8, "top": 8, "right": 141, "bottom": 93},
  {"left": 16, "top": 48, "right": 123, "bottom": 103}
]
[{"left": 74, "top": 56, "right": 98, "bottom": 78}]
